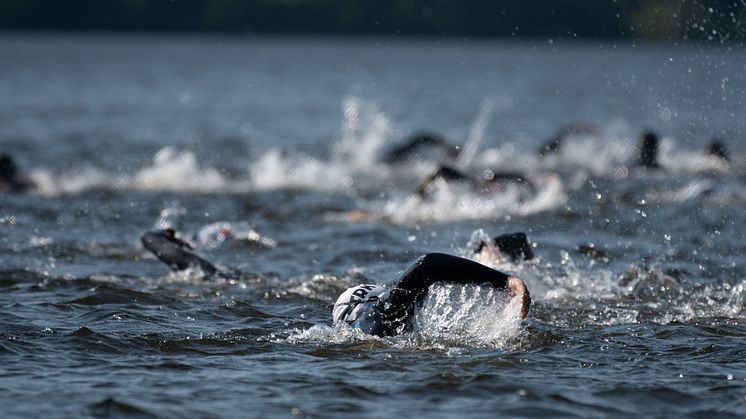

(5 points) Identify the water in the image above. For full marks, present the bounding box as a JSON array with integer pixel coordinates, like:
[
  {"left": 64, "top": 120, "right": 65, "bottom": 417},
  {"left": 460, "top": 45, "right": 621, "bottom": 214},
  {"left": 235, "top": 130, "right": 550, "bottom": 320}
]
[{"left": 2, "top": 34, "right": 746, "bottom": 417}]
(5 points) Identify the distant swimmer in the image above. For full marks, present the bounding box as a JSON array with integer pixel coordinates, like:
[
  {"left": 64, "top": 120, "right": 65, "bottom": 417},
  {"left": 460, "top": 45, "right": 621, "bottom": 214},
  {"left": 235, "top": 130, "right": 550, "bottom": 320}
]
[
  {"left": 191, "top": 222, "right": 278, "bottom": 249},
  {"left": 537, "top": 123, "right": 597, "bottom": 157},
  {"left": 636, "top": 130, "right": 661, "bottom": 169},
  {"left": 472, "top": 232, "right": 534, "bottom": 262},
  {"left": 415, "top": 165, "right": 472, "bottom": 196},
  {"left": 162, "top": 228, "right": 194, "bottom": 250},
  {"left": 332, "top": 253, "right": 530, "bottom": 337},
  {"left": 0, "top": 153, "right": 32, "bottom": 193},
  {"left": 141, "top": 229, "right": 233, "bottom": 279},
  {"left": 381, "top": 132, "right": 460, "bottom": 164},
  {"left": 706, "top": 139, "right": 729, "bottom": 163},
  {"left": 416, "top": 164, "right": 535, "bottom": 198}
]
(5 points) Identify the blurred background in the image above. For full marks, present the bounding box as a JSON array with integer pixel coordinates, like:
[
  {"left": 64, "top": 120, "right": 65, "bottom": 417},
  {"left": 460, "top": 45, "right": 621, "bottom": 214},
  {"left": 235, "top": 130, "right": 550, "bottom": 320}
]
[{"left": 2, "top": 0, "right": 745, "bottom": 41}]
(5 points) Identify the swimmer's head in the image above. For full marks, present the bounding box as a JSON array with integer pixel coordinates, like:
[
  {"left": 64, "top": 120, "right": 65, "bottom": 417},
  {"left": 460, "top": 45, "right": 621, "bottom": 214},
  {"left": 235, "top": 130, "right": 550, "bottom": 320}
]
[
  {"left": 0, "top": 153, "right": 18, "bottom": 182},
  {"left": 163, "top": 228, "right": 176, "bottom": 241},
  {"left": 472, "top": 232, "right": 534, "bottom": 262},
  {"left": 332, "top": 284, "right": 388, "bottom": 324},
  {"left": 707, "top": 139, "right": 729, "bottom": 162},
  {"left": 493, "top": 232, "right": 534, "bottom": 261},
  {"left": 638, "top": 130, "right": 660, "bottom": 168}
]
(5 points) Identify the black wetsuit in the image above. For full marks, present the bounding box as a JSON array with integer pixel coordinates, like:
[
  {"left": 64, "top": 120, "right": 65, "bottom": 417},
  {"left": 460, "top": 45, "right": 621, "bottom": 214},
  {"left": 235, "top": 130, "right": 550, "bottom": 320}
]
[
  {"left": 382, "top": 133, "right": 460, "bottom": 164},
  {"left": 141, "top": 230, "right": 227, "bottom": 278},
  {"left": 472, "top": 232, "right": 534, "bottom": 262},
  {"left": 333, "top": 253, "right": 521, "bottom": 337}
]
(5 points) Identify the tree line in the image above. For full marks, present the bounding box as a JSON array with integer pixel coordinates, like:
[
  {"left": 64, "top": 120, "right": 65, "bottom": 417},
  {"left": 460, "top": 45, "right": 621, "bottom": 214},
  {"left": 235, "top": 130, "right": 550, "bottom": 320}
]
[{"left": 2, "top": 0, "right": 744, "bottom": 41}]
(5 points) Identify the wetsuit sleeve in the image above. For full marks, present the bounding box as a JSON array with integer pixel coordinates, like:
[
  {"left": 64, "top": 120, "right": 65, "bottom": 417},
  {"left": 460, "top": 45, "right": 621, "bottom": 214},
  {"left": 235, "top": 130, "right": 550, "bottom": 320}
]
[{"left": 380, "top": 253, "right": 511, "bottom": 328}]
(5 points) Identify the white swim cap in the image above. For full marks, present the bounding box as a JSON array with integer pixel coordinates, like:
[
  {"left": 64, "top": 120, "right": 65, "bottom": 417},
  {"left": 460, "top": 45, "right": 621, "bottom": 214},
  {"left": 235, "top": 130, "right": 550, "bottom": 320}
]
[{"left": 332, "top": 284, "right": 388, "bottom": 323}]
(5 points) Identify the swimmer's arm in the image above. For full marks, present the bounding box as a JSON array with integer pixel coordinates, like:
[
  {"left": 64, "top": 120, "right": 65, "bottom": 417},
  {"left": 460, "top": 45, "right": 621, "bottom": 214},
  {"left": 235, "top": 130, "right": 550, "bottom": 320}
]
[{"left": 385, "top": 253, "right": 530, "bottom": 319}]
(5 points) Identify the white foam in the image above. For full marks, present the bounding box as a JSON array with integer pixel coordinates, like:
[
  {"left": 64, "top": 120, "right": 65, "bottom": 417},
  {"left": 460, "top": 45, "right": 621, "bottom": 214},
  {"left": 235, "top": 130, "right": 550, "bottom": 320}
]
[
  {"left": 249, "top": 96, "right": 393, "bottom": 191},
  {"left": 410, "top": 282, "right": 525, "bottom": 349},
  {"left": 133, "top": 146, "right": 230, "bottom": 192},
  {"left": 30, "top": 147, "right": 234, "bottom": 195},
  {"left": 373, "top": 174, "right": 566, "bottom": 224},
  {"left": 249, "top": 148, "right": 357, "bottom": 191},
  {"left": 332, "top": 96, "right": 392, "bottom": 172},
  {"left": 659, "top": 142, "right": 730, "bottom": 174},
  {"left": 154, "top": 204, "right": 188, "bottom": 230},
  {"left": 30, "top": 166, "right": 121, "bottom": 196},
  {"left": 284, "top": 323, "right": 380, "bottom": 345},
  {"left": 192, "top": 221, "right": 278, "bottom": 249}
]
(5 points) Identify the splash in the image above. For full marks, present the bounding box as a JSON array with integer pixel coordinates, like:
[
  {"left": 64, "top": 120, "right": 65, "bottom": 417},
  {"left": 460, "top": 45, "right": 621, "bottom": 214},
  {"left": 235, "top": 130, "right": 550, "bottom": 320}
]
[
  {"left": 133, "top": 147, "right": 230, "bottom": 192},
  {"left": 249, "top": 148, "right": 356, "bottom": 191},
  {"left": 373, "top": 174, "right": 566, "bottom": 223},
  {"left": 248, "top": 96, "right": 393, "bottom": 191},
  {"left": 409, "top": 282, "right": 525, "bottom": 349},
  {"left": 332, "top": 96, "right": 393, "bottom": 172},
  {"left": 284, "top": 323, "right": 381, "bottom": 345},
  {"left": 459, "top": 229, "right": 522, "bottom": 271},
  {"left": 456, "top": 100, "right": 493, "bottom": 170},
  {"left": 192, "top": 221, "right": 278, "bottom": 249},
  {"left": 284, "top": 281, "right": 525, "bottom": 350},
  {"left": 30, "top": 166, "right": 122, "bottom": 196},
  {"left": 154, "top": 204, "right": 188, "bottom": 230},
  {"left": 658, "top": 141, "right": 730, "bottom": 174},
  {"left": 30, "top": 147, "right": 234, "bottom": 195}
]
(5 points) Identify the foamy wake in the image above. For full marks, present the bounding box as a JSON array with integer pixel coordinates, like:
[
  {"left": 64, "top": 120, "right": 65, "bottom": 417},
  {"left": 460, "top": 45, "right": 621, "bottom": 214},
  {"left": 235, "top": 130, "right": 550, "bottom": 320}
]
[
  {"left": 24, "top": 101, "right": 743, "bottom": 218},
  {"left": 132, "top": 147, "right": 232, "bottom": 192},
  {"left": 249, "top": 96, "right": 393, "bottom": 191},
  {"left": 31, "top": 146, "right": 237, "bottom": 196},
  {"left": 371, "top": 173, "right": 567, "bottom": 224},
  {"left": 249, "top": 148, "right": 361, "bottom": 192}
]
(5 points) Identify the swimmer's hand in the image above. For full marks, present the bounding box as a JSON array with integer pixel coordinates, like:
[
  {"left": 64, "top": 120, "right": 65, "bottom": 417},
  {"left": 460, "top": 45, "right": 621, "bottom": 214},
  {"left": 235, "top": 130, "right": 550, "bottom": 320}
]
[{"left": 507, "top": 276, "right": 531, "bottom": 319}]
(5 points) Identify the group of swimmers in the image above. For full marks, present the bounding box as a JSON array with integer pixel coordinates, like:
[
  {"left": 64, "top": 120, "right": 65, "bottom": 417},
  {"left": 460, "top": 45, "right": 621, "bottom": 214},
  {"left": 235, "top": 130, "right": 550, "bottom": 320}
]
[
  {"left": 2, "top": 126, "right": 734, "bottom": 337},
  {"left": 1, "top": 126, "right": 732, "bottom": 196},
  {"left": 383, "top": 126, "right": 732, "bottom": 201}
]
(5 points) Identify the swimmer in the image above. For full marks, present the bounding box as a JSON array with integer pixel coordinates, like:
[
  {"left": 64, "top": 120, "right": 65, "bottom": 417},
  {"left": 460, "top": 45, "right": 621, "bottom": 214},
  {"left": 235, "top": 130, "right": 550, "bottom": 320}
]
[
  {"left": 332, "top": 253, "right": 530, "bottom": 337},
  {"left": 191, "top": 221, "right": 278, "bottom": 249},
  {"left": 537, "top": 123, "right": 597, "bottom": 158},
  {"left": 416, "top": 165, "right": 535, "bottom": 198},
  {"left": 472, "top": 232, "right": 534, "bottom": 262},
  {"left": 382, "top": 133, "right": 460, "bottom": 164},
  {"left": 141, "top": 228, "right": 232, "bottom": 279},
  {"left": 637, "top": 130, "right": 661, "bottom": 169},
  {"left": 415, "top": 165, "right": 473, "bottom": 196},
  {"left": 162, "top": 228, "right": 194, "bottom": 250},
  {"left": 0, "top": 153, "right": 32, "bottom": 193},
  {"left": 706, "top": 139, "right": 729, "bottom": 163}
]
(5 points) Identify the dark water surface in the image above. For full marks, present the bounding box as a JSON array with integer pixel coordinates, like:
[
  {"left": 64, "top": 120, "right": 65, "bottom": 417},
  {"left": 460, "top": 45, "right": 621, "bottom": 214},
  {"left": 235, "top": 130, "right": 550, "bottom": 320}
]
[{"left": 2, "top": 34, "right": 746, "bottom": 417}]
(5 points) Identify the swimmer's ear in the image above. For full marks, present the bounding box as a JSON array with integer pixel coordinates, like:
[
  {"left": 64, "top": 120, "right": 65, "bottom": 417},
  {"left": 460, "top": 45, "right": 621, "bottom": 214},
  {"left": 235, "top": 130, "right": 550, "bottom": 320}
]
[{"left": 506, "top": 276, "right": 531, "bottom": 319}]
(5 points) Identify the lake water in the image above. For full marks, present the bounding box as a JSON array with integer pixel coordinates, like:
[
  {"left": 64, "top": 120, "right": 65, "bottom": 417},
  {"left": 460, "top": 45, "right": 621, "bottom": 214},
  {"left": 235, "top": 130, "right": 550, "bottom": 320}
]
[{"left": 1, "top": 34, "right": 746, "bottom": 417}]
